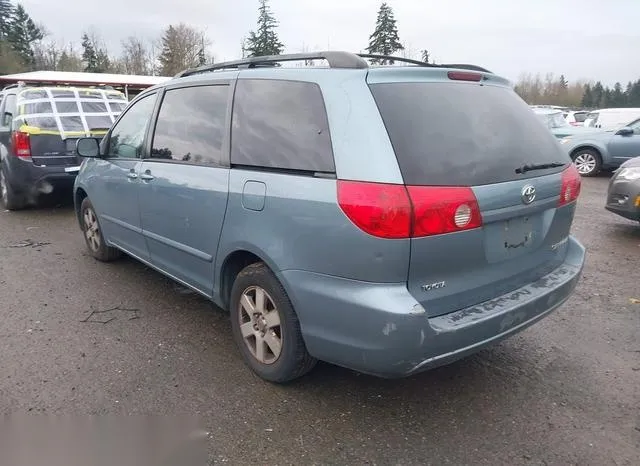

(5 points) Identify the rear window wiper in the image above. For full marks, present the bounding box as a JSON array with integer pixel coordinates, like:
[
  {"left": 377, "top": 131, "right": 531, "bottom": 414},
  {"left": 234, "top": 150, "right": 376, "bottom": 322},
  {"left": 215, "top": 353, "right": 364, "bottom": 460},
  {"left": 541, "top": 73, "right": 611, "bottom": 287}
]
[{"left": 515, "top": 162, "right": 566, "bottom": 174}]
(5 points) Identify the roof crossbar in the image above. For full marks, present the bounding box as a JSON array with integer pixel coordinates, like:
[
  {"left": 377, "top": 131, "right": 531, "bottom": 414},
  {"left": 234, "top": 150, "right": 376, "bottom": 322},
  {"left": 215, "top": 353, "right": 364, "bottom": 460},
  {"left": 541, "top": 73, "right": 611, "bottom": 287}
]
[
  {"left": 177, "top": 51, "right": 369, "bottom": 77},
  {"left": 175, "top": 51, "right": 492, "bottom": 78}
]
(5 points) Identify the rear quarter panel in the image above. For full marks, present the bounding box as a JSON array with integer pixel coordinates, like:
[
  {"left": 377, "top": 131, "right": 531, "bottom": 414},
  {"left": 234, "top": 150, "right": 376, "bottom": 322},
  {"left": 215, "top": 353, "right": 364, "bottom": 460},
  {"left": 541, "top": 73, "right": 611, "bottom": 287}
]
[{"left": 215, "top": 170, "right": 411, "bottom": 297}]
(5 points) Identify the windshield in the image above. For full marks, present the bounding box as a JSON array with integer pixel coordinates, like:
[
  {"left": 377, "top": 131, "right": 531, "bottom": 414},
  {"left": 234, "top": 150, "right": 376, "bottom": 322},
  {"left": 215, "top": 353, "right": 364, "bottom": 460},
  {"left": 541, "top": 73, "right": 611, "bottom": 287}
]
[{"left": 369, "top": 82, "right": 569, "bottom": 186}]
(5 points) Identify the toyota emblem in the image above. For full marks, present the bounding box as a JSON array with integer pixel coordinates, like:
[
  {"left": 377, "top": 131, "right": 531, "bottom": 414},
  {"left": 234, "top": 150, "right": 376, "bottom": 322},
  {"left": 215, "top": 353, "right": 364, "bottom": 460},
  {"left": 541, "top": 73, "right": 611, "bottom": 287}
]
[{"left": 521, "top": 185, "right": 536, "bottom": 204}]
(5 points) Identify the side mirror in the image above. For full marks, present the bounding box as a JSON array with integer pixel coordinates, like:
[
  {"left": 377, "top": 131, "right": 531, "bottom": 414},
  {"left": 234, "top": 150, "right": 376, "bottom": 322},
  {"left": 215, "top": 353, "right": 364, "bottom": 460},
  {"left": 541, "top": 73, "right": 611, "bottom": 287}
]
[
  {"left": 76, "top": 137, "right": 100, "bottom": 158},
  {"left": 2, "top": 112, "right": 12, "bottom": 126},
  {"left": 616, "top": 127, "right": 634, "bottom": 136}
]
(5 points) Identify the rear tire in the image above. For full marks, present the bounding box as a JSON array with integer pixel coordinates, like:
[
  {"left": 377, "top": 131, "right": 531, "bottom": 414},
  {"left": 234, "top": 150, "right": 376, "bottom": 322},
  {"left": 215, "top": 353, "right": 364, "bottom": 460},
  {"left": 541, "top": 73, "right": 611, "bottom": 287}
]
[
  {"left": 80, "top": 197, "right": 121, "bottom": 262},
  {"left": 230, "top": 263, "right": 317, "bottom": 383},
  {"left": 0, "top": 164, "right": 26, "bottom": 211},
  {"left": 572, "top": 149, "right": 602, "bottom": 177}
]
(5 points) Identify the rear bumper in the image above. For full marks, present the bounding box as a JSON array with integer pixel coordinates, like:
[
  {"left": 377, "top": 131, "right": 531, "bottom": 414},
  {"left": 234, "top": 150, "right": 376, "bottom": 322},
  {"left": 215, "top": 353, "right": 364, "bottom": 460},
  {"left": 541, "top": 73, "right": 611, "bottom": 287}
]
[
  {"left": 605, "top": 178, "right": 640, "bottom": 222},
  {"left": 3, "top": 156, "right": 78, "bottom": 196},
  {"left": 282, "top": 236, "right": 585, "bottom": 378}
]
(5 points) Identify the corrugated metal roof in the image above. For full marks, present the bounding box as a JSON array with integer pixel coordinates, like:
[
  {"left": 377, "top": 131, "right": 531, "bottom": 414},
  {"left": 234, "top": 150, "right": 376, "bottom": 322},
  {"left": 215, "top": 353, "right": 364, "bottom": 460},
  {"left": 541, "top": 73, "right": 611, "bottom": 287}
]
[{"left": 0, "top": 71, "right": 171, "bottom": 88}]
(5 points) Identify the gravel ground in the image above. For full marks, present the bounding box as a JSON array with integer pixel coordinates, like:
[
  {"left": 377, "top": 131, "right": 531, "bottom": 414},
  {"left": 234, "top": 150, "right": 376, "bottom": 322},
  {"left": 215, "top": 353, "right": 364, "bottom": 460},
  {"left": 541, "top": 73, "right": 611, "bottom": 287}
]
[{"left": 0, "top": 176, "right": 638, "bottom": 465}]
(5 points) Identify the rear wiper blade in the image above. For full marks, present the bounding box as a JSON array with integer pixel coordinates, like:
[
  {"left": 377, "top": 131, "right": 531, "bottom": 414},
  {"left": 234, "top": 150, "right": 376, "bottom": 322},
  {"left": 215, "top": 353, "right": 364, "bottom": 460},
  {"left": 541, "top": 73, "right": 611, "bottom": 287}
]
[{"left": 515, "top": 162, "right": 566, "bottom": 174}]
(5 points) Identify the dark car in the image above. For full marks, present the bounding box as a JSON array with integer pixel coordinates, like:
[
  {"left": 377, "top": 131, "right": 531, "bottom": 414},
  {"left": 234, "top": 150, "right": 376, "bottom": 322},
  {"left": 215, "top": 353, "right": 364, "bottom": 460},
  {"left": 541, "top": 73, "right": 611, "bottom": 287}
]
[
  {"left": 606, "top": 156, "right": 640, "bottom": 223},
  {"left": 0, "top": 84, "right": 128, "bottom": 210}
]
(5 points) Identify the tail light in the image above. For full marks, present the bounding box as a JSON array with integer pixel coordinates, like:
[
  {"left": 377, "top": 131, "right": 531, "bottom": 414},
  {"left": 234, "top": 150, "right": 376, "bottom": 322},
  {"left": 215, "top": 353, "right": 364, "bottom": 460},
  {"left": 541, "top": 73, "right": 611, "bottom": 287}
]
[
  {"left": 559, "top": 164, "right": 581, "bottom": 206},
  {"left": 337, "top": 181, "right": 411, "bottom": 239},
  {"left": 11, "top": 131, "right": 32, "bottom": 161},
  {"left": 407, "top": 186, "right": 482, "bottom": 237},
  {"left": 337, "top": 181, "right": 482, "bottom": 239}
]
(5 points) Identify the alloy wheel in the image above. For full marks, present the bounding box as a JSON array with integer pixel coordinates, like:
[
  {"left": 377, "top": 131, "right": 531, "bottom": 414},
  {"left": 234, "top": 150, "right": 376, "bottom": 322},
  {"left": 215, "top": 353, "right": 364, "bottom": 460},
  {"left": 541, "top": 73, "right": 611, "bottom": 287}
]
[
  {"left": 83, "top": 207, "right": 101, "bottom": 252},
  {"left": 238, "top": 286, "right": 283, "bottom": 365},
  {"left": 573, "top": 153, "right": 597, "bottom": 175}
]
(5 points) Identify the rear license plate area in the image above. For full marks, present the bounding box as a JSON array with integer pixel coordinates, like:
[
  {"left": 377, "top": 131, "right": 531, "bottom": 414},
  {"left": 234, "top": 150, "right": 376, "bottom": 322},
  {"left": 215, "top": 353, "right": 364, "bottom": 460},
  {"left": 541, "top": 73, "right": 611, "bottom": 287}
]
[
  {"left": 502, "top": 216, "right": 533, "bottom": 251},
  {"left": 484, "top": 214, "right": 544, "bottom": 263}
]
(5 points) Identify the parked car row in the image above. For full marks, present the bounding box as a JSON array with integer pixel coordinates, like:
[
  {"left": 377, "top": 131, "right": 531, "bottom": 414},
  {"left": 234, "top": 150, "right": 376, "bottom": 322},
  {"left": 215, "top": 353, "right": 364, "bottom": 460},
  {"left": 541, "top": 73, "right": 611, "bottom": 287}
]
[
  {"left": 530, "top": 105, "right": 590, "bottom": 127},
  {"left": 531, "top": 105, "right": 640, "bottom": 178},
  {"left": 1, "top": 53, "right": 587, "bottom": 383},
  {"left": 530, "top": 104, "right": 640, "bottom": 224}
]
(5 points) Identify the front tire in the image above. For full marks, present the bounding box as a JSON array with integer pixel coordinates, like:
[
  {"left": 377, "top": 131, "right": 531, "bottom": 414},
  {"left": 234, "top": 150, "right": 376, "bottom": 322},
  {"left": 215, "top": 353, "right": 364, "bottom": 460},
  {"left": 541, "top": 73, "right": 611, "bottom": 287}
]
[
  {"left": 230, "top": 263, "right": 317, "bottom": 383},
  {"left": 572, "top": 149, "right": 602, "bottom": 177},
  {"left": 0, "top": 165, "right": 26, "bottom": 210},
  {"left": 80, "top": 197, "right": 121, "bottom": 262}
]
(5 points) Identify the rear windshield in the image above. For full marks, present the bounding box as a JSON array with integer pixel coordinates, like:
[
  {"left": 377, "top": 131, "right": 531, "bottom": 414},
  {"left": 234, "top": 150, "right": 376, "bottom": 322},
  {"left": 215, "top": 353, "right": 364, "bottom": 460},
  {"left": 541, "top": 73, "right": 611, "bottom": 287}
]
[
  {"left": 15, "top": 87, "right": 127, "bottom": 135},
  {"left": 536, "top": 112, "right": 568, "bottom": 129},
  {"left": 370, "top": 82, "right": 569, "bottom": 186},
  {"left": 574, "top": 112, "right": 588, "bottom": 123}
]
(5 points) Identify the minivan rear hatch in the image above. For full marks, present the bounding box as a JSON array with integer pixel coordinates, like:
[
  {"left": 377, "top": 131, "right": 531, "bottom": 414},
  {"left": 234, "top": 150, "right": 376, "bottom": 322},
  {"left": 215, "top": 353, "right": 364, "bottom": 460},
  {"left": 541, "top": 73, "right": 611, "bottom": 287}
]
[{"left": 368, "top": 69, "right": 580, "bottom": 318}]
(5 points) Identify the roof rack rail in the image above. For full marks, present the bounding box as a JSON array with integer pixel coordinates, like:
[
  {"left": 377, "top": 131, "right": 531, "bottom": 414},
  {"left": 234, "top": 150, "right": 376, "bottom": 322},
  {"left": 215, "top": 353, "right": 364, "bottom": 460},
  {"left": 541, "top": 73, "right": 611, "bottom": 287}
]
[
  {"left": 177, "top": 51, "right": 368, "bottom": 77},
  {"left": 175, "top": 51, "right": 492, "bottom": 79},
  {"left": 357, "top": 54, "right": 431, "bottom": 67},
  {"left": 358, "top": 54, "right": 492, "bottom": 73}
]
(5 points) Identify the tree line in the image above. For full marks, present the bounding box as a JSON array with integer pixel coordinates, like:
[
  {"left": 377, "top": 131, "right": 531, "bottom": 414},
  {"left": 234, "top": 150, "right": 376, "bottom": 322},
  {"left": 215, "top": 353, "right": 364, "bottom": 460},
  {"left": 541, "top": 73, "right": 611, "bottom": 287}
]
[
  {"left": 0, "top": 1, "right": 428, "bottom": 77},
  {"left": 514, "top": 73, "right": 640, "bottom": 109}
]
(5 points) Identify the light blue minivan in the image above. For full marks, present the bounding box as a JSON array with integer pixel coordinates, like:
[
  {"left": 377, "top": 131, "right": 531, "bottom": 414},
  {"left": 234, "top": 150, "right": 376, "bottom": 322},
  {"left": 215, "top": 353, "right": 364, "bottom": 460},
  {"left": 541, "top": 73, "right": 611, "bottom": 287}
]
[{"left": 73, "top": 52, "right": 586, "bottom": 383}]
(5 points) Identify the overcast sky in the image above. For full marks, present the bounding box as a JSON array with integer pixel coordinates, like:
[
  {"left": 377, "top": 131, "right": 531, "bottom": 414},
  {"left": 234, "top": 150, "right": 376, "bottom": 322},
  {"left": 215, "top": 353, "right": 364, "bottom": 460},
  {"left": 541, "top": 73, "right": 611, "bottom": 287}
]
[{"left": 20, "top": 0, "right": 640, "bottom": 85}]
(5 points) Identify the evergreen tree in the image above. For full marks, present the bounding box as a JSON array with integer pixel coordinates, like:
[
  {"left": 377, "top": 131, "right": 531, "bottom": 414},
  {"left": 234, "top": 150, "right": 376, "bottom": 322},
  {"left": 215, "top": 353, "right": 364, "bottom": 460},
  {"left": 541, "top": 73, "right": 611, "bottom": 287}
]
[
  {"left": 0, "top": 0, "right": 13, "bottom": 40},
  {"left": 421, "top": 49, "right": 430, "bottom": 64},
  {"left": 81, "top": 33, "right": 98, "bottom": 72},
  {"left": 581, "top": 84, "right": 593, "bottom": 108},
  {"left": 558, "top": 74, "right": 568, "bottom": 90},
  {"left": 611, "top": 82, "right": 625, "bottom": 107},
  {"left": 95, "top": 47, "right": 111, "bottom": 73},
  {"left": 366, "top": 2, "right": 404, "bottom": 64},
  {"left": 592, "top": 81, "right": 605, "bottom": 108},
  {"left": 601, "top": 88, "right": 612, "bottom": 108},
  {"left": 628, "top": 80, "right": 640, "bottom": 107},
  {"left": 6, "top": 4, "right": 43, "bottom": 68},
  {"left": 244, "top": 0, "right": 284, "bottom": 57}
]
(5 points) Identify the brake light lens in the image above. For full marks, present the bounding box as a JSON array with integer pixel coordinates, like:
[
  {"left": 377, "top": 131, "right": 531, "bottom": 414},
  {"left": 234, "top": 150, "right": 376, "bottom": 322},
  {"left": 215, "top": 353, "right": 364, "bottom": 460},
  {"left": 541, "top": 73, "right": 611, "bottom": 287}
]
[
  {"left": 11, "top": 131, "right": 32, "bottom": 161},
  {"left": 337, "top": 181, "right": 411, "bottom": 239},
  {"left": 407, "top": 186, "right": 482, "bottom": 237},
  {"left": 447, "top": 71, "right": 482, "bottom": 82},
  {"left": 559, "top": 164, "right": 581, "bottom": 206},
  {"left": 337, "top": 181, "right": 482, "bottom": 239}
]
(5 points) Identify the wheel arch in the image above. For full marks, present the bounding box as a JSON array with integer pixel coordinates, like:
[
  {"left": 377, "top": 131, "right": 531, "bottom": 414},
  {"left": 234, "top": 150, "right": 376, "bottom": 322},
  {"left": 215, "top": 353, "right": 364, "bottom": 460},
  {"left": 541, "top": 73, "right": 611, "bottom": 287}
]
[
  {"left": 570, "top": 144, "right": 602, "bottom": 159},
  {"left": 217, "top": 248, "right": 282, "bottom": 312},
  {"left": 74, "top": 186, "right": 88, "bottom": 225}
]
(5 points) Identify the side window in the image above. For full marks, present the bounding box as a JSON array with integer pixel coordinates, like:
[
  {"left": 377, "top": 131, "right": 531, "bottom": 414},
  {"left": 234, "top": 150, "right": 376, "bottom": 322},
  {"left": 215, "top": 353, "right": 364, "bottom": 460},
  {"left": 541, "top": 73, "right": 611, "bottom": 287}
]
[
  {"left": 150, "top": 85, "right": 229, "bottom": 165},
  {"left": 107, "top": 93, "right": 156, "bottom": 159},
  {"left": 2, "top": 94, "right": 16, "bottom": 127},
  {"left": 231, "top": 79, "right": 335, "bottom": 173}
]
